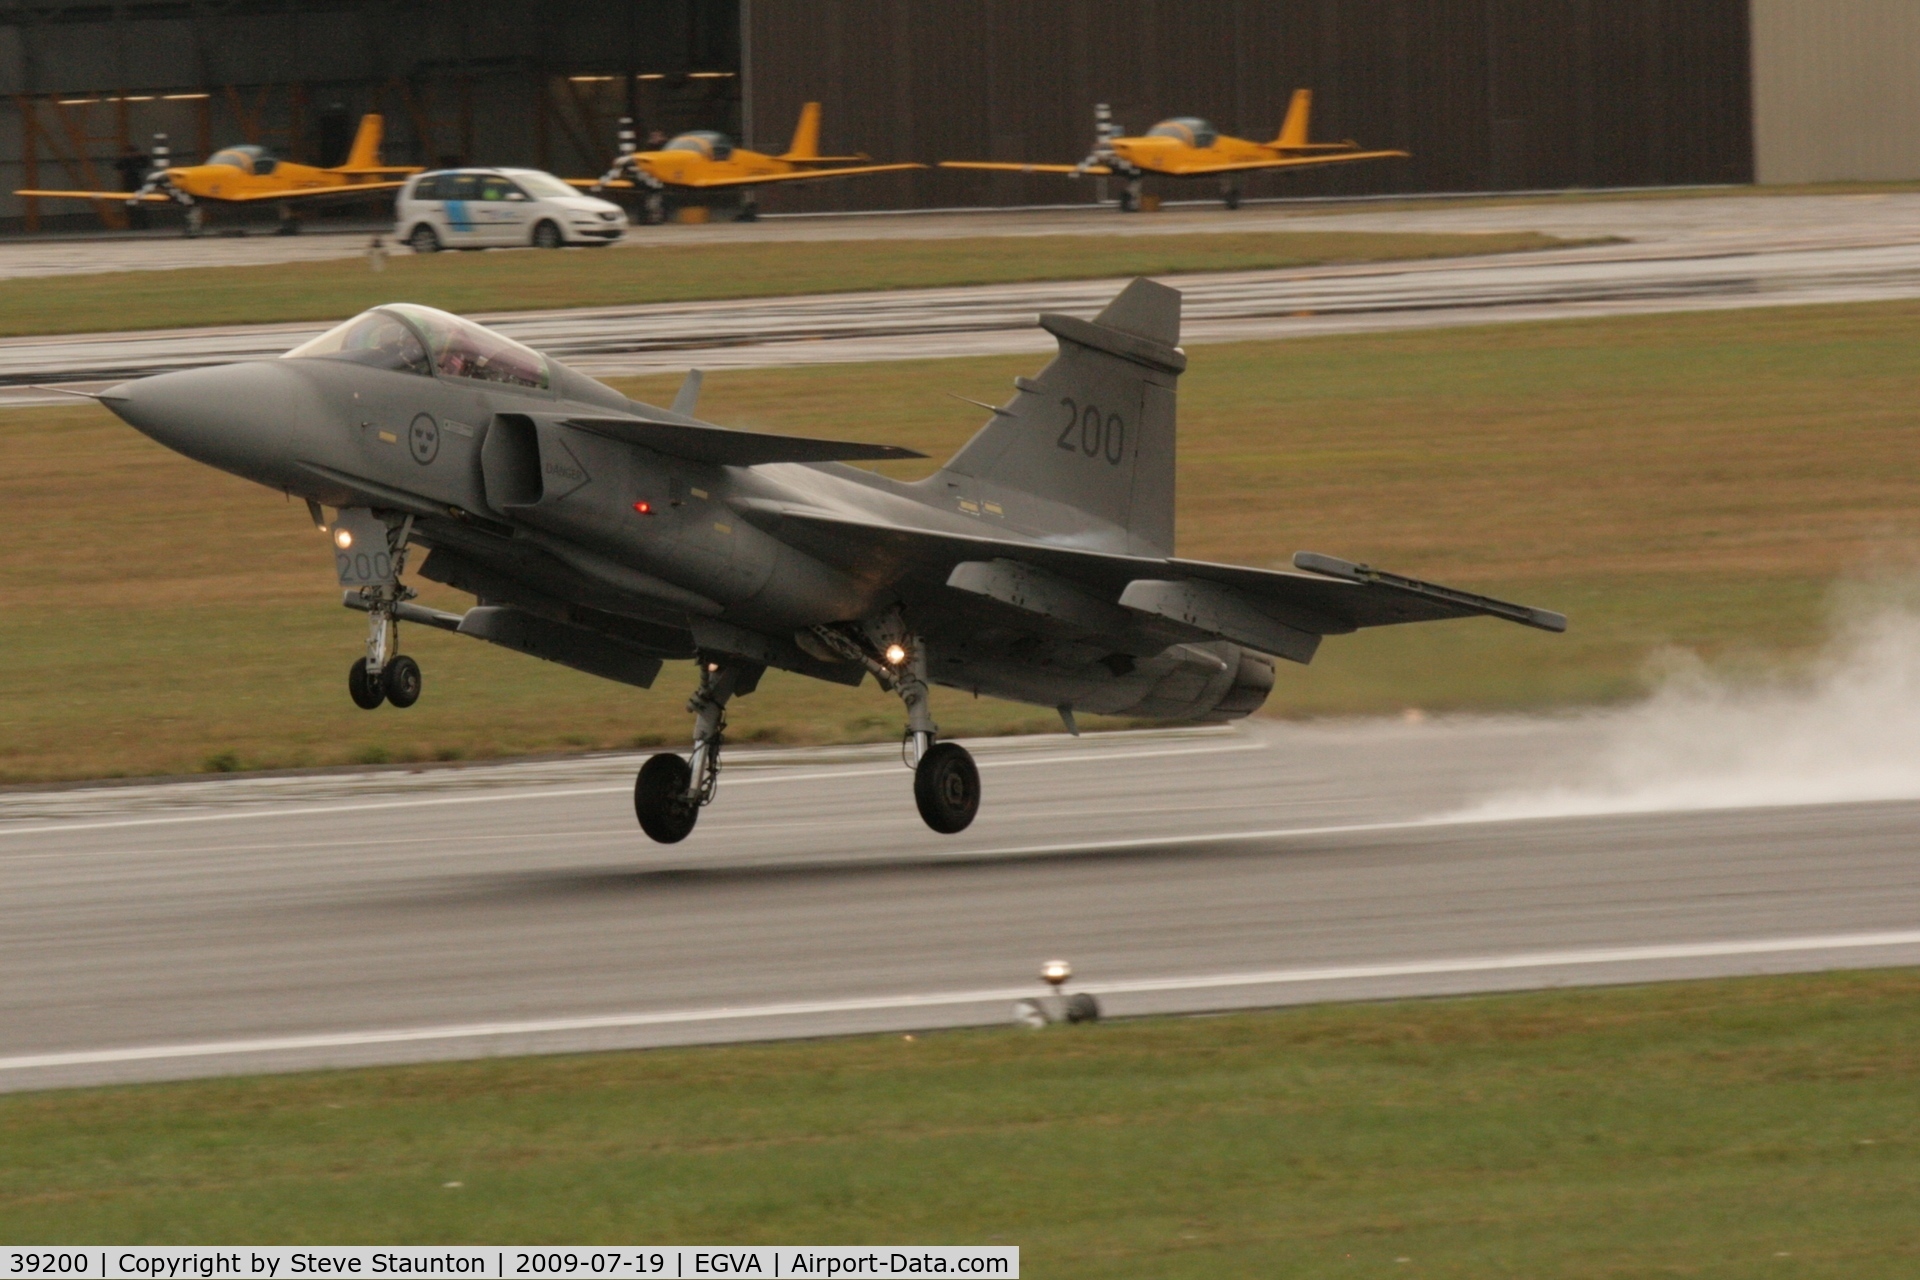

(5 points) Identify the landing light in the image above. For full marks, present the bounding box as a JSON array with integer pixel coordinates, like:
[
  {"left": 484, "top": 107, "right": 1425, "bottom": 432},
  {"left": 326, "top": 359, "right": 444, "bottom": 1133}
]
[
  {"left": 333, "top": 528, "right": 354, "bottom": 550},
  {"left": 1041, "top": 959, "right": 1072, "bottom": 987},
  {"left": 884, "top": 643, "right": 908, "bottom": 667}
]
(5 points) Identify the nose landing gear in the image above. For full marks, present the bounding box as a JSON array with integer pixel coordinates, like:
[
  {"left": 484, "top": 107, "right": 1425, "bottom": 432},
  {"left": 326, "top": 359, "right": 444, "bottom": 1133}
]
[
  {"left": 326, "top": 508, "right": 425, "bottom": 712},
  {"left": 345, "top": 596, "right": 425, "bottom": 711}
]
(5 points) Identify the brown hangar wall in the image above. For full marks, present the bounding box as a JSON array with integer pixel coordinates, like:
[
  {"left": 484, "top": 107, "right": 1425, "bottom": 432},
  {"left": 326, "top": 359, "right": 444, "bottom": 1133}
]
[{"left": 742, "top": 0, "right": 1754, "bottom": 213}]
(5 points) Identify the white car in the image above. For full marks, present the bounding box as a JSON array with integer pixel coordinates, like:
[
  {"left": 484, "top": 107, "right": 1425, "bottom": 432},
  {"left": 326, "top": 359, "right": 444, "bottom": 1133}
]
[{"left": 395, "top": 168, "right": 626, "bottom": 252}]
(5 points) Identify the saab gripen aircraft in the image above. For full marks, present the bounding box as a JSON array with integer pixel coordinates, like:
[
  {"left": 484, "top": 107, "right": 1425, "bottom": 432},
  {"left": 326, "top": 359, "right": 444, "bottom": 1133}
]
[
  {"left": 572, "top": 102, "right": 923, "bottom": 221},
  {"left": 89, "top": 279, "right": 1562, "bottom": 842},
  {"left": 14, "top": 114, "right": 417, "bottom": 235},
  {"left": 941, "top": 90, "right": 1406, "bottom": 210}
]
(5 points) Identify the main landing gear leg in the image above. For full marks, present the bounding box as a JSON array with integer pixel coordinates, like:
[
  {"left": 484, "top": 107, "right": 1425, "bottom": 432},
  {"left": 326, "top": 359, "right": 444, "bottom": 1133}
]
[
  {"left": 635, "top": 660, "right": 761, "bottom": 843},
  {"left": 891, "top": 640, "right": 979, "bottom": 835},
  {"left": 806, "top": 618, "right": 979, "bottom": 835}
]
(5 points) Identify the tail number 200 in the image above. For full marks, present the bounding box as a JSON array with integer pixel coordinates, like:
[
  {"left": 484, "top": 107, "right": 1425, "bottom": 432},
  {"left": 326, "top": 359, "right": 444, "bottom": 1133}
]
[{"left": 1058, "top": 397, "right": 1126, "bottom": 465}]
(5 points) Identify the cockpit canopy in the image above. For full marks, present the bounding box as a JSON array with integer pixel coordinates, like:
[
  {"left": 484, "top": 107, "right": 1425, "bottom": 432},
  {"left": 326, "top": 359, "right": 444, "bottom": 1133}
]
[
  {"left": 207, "top": 143, "right": 277, "bottom": 175},
  {"left": 662, "top": 130, "right": 733, "bottom": 160},
  {"left": 1145, "top": 117, "right": 1218, "bottom": 149},
  {"left": 283, "top": 304, "right": 550, "bottom": 390}
]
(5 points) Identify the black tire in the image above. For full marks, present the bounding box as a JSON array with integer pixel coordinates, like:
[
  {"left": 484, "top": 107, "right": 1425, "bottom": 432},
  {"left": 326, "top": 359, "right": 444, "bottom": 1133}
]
[
  {"left": 407, "top": 224, "right": 441, "bottom": 254},
  {"left": 383, "top": 654, "right": 422, "bottom": 708},
  {"left": 913, "top": 742, "right": 980, "bottom": 834},
  {"left": 1223, "top": 189, "right": 1241, "bottom": 210},
  {"left": 348, "top": 657, "right": 385, "bottom": 710},
  {"left": 532, "top": 220, "right": 564, "bottom": 249},
  {"left": 635, "top": 752, "right": 699, "bottom": 843},
  {"left": 1118, "top": 189, "right": 1137, "bottom": 213},
  {"left": 1064, "top": 993, "right": 1101, "bottom": 1024}
]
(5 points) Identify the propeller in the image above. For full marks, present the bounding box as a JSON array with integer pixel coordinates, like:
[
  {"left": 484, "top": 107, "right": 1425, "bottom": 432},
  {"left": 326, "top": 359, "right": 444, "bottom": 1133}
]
[
  {"left": 593, "top": 116, "right": 663, "bottom": 193},
  {"left": 129, "top": 132, "right": 191, "bottom": 208},
  {"left": 1074, "top": 103, "right": 1136, "bottom": 178}
]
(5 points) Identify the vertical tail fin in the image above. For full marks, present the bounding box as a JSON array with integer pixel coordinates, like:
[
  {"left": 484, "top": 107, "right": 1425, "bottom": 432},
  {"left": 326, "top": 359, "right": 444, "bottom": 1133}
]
[
  {"left": 932, "top": 279, "right": 1184, "bottom": 558},
  {"left": 1274, "top": 89, "right": 1312, "bottom": 149},
  {"left": 782, "top": 102, "right": 823, "bottom": 160},
  {"left": 341, "top": 114, "right": 385, "bottom": 170}
]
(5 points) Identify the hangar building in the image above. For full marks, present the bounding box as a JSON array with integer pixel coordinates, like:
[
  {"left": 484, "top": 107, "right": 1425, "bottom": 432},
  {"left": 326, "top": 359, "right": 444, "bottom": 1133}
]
[{"left": 0, "top": 0, "right": 1912, "bottom": 229}]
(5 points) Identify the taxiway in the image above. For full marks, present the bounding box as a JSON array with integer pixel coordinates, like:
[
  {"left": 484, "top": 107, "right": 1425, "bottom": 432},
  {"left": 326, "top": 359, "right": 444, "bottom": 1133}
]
[{"left": 8, "top": 191, "right": 1920, "bottom": 404}]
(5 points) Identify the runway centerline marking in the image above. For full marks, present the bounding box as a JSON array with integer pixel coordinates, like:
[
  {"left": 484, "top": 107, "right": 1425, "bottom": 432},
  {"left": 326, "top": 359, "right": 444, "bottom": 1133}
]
[
  {"left": 0, "top": 741, "right": 1264, "bottom": 839},
  {"left": 6, "top": 927, "right": 1919, "bottom": 1075}
]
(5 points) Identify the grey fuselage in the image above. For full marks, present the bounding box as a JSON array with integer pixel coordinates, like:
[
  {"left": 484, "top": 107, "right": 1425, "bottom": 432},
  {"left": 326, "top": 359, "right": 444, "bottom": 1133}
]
[{"left": 104, "top": 341, "right": 1271, "bottom": 722}]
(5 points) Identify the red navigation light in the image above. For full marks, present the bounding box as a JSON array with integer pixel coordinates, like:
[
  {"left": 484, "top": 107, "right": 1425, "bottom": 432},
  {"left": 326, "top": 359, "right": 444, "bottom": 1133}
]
[{"left": 633, "top": 500, "right": 654, "bottom": 515}]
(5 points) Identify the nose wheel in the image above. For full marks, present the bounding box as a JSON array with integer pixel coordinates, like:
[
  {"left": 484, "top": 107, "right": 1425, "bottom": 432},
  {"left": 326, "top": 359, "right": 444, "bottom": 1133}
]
[
  {"left": 346, "top": 652, "right": 421, "bottom": 710},
  {"left": 348, "top": 657, "right": 384, "bottom": 709}
]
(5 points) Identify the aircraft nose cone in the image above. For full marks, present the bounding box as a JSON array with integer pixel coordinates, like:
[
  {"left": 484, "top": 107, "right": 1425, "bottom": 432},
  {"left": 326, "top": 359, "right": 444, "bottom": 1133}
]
[{"left": 104, "top": 362, "right": 301, "bottom": 486}]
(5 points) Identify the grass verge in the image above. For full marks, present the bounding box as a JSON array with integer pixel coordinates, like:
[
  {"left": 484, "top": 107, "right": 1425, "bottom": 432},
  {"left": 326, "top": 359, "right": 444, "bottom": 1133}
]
[
  {"left": 6, "top": 300, "right": 1920, "bottom": 781},
  {"left": 3, "top": 968, "right": 1918, "bottom": 1275},
  {"left": 0, "top": 229, "right": 1569, "bottom": 337}
]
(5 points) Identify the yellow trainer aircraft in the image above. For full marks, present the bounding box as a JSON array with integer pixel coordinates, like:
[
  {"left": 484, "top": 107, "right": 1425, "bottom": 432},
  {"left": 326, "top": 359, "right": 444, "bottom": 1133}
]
[
  {"left": 15, "top": 114, "right": 418, "bottom": 235},
  {"left": 575, "top": 102, "right": 923, "bottom": 221},
  {"left": 941, "top": 90, "right": 1406, "bottom": 210}
]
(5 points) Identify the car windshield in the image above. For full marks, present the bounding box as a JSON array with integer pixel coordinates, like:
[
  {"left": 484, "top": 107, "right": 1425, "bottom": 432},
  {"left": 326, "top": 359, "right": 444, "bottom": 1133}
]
[
  {"left": 282, "top": 309, "right": 431, "bottom": 375},
  {"left": 384, "top": 304, "right": 550, "bottom": 390},
  {"left": 511, "top": 171, "right": 579, "bottom": 198}
]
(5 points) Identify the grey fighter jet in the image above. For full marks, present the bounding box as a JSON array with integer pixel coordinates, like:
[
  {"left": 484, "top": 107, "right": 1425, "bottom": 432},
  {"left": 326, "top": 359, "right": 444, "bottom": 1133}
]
[{"left": 97, "top": 279, "right": 1563, "bottom": 841}]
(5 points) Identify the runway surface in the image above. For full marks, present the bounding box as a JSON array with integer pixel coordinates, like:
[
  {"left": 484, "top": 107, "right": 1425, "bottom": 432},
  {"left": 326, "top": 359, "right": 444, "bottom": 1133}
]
[
  {"left": 8, "top": 191, "right": 1920, "bottom": 405},
  {"left": 4, "top": 718, "right": 1918, "bottom": 1092}
]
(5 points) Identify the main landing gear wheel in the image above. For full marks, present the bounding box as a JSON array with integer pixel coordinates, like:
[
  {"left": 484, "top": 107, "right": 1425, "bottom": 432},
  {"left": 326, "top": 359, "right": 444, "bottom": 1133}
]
[
  {"left": 914, "top": 742, "right": 980, "bottom": 834},
  {"left": 382, "top": 654, "right": 422, "bottom": 708},
  {"left": 635, "top": 752, "right": 699, "bottom": 843},
  {"left": 348, "top": 657, "right": 385, "bottom": 710}
]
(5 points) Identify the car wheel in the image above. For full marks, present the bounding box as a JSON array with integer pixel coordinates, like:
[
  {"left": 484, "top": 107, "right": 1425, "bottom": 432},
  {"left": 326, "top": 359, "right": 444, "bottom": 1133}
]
[
  {"left": 407, "top": 224, "right": 440, "bottom": 254},
  {"left": 532, "top": 220, "right": 563, "bottom": 249}
]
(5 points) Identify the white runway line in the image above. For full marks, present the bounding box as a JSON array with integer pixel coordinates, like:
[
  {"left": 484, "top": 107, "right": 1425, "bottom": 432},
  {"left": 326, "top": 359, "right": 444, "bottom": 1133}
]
[
  {"left": 0, "top": 740, "right": 1263, "bottom": 839},
  {"left": 7, "top": 927, "right": 1918, "bottom": 1075}
]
